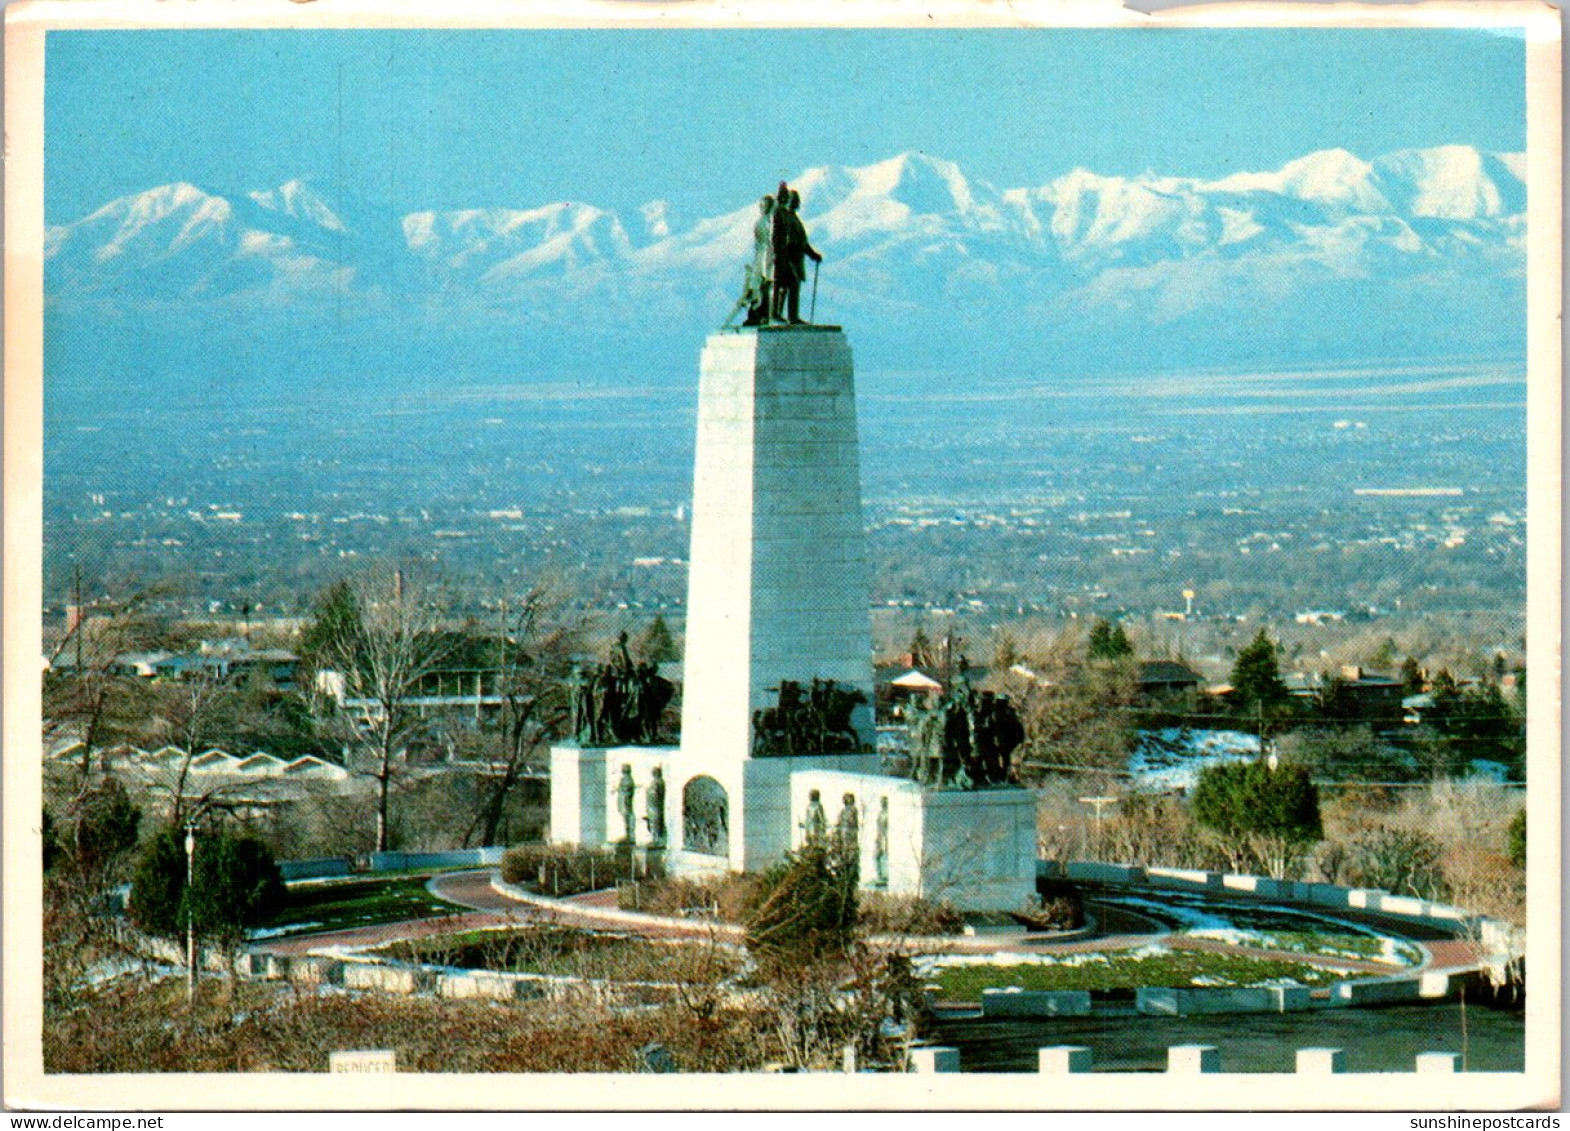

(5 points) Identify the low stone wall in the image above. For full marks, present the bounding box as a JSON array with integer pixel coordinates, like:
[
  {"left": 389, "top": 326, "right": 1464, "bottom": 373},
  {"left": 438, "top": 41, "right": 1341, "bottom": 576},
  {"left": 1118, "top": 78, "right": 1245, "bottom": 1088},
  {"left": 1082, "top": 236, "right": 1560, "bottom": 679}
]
[
  {"left": 279, "top": 856, "right": 354, "bottom": 882},
  {"left": 912, "top": 1043, "right": 1474, "bottom": 1074},
  {"left": 1046, "top": 859, "right": 1498, "bottom": 949},
  {"left": 972, "top": 983, "right": 1316, "bottom": 1019},
  {"left": 279, "top": 847, "right": 506, "bottom": 883},
  {"left": 367, "top": 848, "right": 505, "bottom": 873},
  {"left": 437, "top": 970, "right": 540, "bottom": 1002},
  {"left": 1136, "top": 985, "right": 1311, "bottom": 1015},
  {"left": 1025, "top": 858, "right": 1519, "bottom": 1016},
  {"left": 979, "top": 989, "right": 1092, "bottom": 1017},
  {"left": 1330, "top": 974, "right": 1425, "bottom": 1006}
]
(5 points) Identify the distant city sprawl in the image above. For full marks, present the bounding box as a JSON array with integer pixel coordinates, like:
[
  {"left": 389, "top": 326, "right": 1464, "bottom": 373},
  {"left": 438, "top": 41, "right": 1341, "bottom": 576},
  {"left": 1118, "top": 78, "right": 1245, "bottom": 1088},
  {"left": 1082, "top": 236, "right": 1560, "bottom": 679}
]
[{"left": 44, "top": 362, "right": 1524, "bottom": 639}]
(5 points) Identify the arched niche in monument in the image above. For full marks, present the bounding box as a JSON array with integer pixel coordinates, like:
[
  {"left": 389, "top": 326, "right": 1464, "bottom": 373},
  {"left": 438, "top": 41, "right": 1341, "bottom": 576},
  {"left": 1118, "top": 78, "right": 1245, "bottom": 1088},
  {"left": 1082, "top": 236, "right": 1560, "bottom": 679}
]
[{"left": 682, "top": 775, "right": 730, "bottom": 857}]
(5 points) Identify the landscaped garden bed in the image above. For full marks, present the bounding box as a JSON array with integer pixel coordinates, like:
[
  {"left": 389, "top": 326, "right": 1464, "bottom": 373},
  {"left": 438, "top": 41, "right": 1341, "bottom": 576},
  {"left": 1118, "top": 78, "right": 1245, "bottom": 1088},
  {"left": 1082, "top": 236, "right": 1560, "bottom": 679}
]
[
  {"left": 917, "top": 944, "right": 1357, "bottom": 1002},
  {"left": 613, "top": 870, "right": 971, "bottom": 936},
  {"left": 501, "top": 844, "right": 642, "bottom": 897},
  {"left": 373, "top": 924, "right": 745, "bottom": 983},
  {"left": 1091, "top": 889, "right": 1423, "bottom": 965}
]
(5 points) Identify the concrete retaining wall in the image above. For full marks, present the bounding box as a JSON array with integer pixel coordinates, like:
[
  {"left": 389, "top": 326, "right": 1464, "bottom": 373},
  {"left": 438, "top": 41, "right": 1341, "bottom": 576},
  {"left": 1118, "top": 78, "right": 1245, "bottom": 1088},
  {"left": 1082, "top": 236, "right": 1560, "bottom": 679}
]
[
  {"left": 437, "top": 971, "right": 536, "bottom": 1002},
  {"left": 1330, "top": 975, "right": 1423, "bottom": 1006},
  {"left": 367, "top": 848, "right": 505, "bottom": 873},
  {"left": 289, "top": 955, "right": 345, "bottom": 985},
  {"left": 1136, "top": 985, "right": 1311, "bottom": 1015},
  {"left": 342, "top": 962, "right": 436, "bottom": 994},
  {"left": 980, "top": 989, "right": 1092, "bottom": 1017},
  {"left": 279, "top": 847, "right": 506, "bottom": 884},
  {"left": 279, "top": 856, "right": 354, "bottom": 881},
  {"left": 1051, "top": 859, "right": 1492, "bottom": 942}
]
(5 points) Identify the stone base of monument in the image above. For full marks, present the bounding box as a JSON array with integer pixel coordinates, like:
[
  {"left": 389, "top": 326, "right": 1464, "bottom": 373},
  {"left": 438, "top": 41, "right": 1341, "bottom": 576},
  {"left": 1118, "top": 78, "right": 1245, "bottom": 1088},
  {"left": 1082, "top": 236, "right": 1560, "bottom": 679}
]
[
  {"left": 549, "top": 745, "right": 1038, "bottom": 913},
  {"left": 549, "top": 744, "right": 679, "bottom": 851},
  {"left": 787, "top": 769, "right": 1038, "bottom": 912}
]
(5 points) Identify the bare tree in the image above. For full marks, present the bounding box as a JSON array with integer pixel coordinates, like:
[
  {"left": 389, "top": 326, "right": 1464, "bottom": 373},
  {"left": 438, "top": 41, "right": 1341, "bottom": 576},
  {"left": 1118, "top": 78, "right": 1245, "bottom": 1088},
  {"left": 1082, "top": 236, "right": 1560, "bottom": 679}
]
[
  {"left": 43, "top": 585, "right": 173, "bottom": 782},
  {"left": 146, "top": 667, "right": 235, "bottom": 825},
  {"left": 463, "top": 583, "right": 583, "bottom": 848},
  {"left": 320, "top": 571, "right": 455, "bottom": 851}
]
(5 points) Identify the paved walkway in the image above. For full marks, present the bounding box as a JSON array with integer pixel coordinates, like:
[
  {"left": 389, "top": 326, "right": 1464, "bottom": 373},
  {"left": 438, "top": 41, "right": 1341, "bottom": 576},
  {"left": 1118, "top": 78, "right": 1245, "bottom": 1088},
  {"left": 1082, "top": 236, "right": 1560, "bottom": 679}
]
[{"left": 249, "top": 868, "right": 1484, "bottom": 979}]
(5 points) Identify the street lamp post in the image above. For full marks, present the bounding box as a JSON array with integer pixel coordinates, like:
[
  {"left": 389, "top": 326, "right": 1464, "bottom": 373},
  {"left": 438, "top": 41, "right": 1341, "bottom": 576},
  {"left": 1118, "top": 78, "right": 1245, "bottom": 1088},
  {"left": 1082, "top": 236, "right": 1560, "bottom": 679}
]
[
  {"left": 1078, "top": 795, "right": 1118, "bottom": 855},
  {"left": 184, "top": 821, "right": 196, "bottom": 1006}
]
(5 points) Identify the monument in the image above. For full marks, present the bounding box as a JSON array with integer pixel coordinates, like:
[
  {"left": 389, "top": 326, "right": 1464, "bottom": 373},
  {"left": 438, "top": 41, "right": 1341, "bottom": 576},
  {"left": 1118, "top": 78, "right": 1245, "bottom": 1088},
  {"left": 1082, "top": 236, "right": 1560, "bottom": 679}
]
[{"left": 550, "top": 206, "right": 1036, "bottom": 910}]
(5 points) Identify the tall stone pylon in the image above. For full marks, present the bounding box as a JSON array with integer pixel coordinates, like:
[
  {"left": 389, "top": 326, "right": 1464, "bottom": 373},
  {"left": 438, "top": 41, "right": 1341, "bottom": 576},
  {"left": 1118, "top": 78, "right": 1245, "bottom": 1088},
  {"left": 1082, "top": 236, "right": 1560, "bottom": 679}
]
[{"left": 680, "top": 327, "right": 875, "bottom": 765}]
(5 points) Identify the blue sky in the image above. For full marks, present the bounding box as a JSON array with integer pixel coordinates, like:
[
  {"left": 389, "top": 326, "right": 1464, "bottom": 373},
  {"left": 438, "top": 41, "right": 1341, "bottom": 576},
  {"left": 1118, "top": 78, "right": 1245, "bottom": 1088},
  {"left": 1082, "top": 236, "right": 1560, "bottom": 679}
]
[{"left": 47, "top": 27, "right": 1525, "bottom": 223}]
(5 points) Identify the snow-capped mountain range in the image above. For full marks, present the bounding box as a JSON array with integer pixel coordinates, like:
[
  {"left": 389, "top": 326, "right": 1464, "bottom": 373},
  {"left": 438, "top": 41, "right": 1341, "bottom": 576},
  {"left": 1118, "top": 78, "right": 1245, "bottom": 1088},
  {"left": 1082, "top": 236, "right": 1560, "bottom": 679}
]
[{"left": 44, "top": 147, "right": 1526, "bottom": 383}]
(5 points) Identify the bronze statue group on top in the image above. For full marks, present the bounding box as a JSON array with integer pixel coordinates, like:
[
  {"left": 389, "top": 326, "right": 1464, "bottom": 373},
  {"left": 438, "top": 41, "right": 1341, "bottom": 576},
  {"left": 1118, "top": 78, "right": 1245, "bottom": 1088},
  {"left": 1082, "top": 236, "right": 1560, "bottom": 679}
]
[
  {"left": 725, "top": 181, "right": 824, "bottom": 328},
  {"left": 567, "top": 631, "right": 676, "bottom": 747}
]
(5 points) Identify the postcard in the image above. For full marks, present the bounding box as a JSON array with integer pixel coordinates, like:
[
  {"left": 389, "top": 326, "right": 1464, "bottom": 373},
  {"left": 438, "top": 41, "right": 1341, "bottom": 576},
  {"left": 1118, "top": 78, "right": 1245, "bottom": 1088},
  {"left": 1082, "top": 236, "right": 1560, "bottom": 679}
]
[{"left": 4, "top": 0, "right": 1560, "bottom": 1112}]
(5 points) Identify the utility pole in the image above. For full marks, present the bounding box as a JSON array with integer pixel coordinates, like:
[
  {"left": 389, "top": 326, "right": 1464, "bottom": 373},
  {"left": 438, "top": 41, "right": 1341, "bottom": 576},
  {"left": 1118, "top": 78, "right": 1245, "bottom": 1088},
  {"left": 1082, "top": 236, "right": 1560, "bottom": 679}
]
[
  {"left": 185, "top": 821, "right": 197, "bottom": 1006},
  {"left": 1078, "top": 795, "right": 1118, "bottom": 854},
  {"left": 73, "top": 563, "right": 83, "bottom": 672}
]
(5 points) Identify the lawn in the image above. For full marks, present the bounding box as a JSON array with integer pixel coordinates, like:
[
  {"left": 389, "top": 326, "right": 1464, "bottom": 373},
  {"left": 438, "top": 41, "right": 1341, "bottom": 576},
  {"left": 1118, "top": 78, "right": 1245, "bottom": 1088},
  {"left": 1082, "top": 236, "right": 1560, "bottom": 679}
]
[
  {"left": 254, "top": 877, "right": 466, "bottom": 937},
  {"left": 1218, "top": 929, "right": 1422, "bottom": 966},
  {"left": 921, "top": 946, "right": 1355, "bottom": 1001}
]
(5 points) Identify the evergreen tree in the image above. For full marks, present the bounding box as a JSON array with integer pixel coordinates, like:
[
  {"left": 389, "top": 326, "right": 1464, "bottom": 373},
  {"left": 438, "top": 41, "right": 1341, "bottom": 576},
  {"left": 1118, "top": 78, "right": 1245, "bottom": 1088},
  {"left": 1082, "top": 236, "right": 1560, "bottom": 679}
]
[
  {"left": 70, "top": 778, "right": 142, "bottom": 882},
  {"left": 1452, "top": 682, "right": 1525, "bottom": 778},
  {"left": 1087, "top": 618, "right": 1133, "bottom": 661},
  {"left": 127, "top": 828, "right": 187, "bottom": 936},
  {"left": 635, "top": 614, "right": 679, "bottom": 664},
  {"left": 298, "top": 579, "right": 362, "bottom": 669},
  {"left": 185, "top": 834, "right": 287, "bottom": 945},
  {"left": 744, "top": 840, "right": 858, "bottom": 968},
  {"left": 991, "top": 629, "right": 1020, "bottom": 670},
  {"left": 128, "top": 826, "right": 286, "bottom": 944},
  {"left": 908, "top": 628, "right": 934, "bottom": 670},
  {"left": 1399, "top": 655, "right": 1424, "bottom": 696},
  {"left": 1108, "top": 623, "right": 1133, "bottom": 659},
  {"left": 1370, "top": 637, "right": 1398, "bottom": 671},
  {"left": 1191, "top": 759, "right": 1322, "bottom": 878},
  {"left": 1229, "top": 629, "right": 1289, "bottom": 719}
]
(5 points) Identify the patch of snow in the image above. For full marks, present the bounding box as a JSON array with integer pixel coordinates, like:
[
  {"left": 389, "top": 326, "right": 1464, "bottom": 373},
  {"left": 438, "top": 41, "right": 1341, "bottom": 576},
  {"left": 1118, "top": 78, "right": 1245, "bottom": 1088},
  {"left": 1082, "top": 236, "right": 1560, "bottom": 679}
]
[
  {"left": 1127, "top": 728, "right": 1260, "bottom": 790},
  {"left": 1186, "top": 927, "right": 1269, "bottom": 948},
  {"left": 1105, "top": 892, "right": 1236, "bottom": 931},
  {"left": 911, "top": 942, "right": 1171, "bottom": 979},
  {"left": 246, "top": 922, "right": 322, "bottom": 940}
]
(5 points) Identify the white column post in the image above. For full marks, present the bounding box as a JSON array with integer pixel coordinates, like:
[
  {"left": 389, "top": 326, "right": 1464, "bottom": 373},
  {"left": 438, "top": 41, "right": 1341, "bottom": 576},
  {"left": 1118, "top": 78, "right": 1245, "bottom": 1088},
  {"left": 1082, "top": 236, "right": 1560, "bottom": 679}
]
[
  {"left": 1038, "top": 1046, "right": 1094, "bottom": 1074},
  {"left": 909, "top": 1046, "right": 960, "bottom": 1073},
  {"left": 1415, "top": 1052, "right": 1461, "bottom": 1074},
  {"left": 1296, "top": 1048, "right": 1347, "bottom": 1074},
  {"left": 1167, "top": 1045, "right": 1220, "bottom": 1073}
]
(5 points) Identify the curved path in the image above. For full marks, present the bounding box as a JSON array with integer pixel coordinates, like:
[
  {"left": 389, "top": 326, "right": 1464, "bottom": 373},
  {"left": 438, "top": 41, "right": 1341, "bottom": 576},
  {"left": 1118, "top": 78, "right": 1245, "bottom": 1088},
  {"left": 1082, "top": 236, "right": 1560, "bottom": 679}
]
[{"left": 250, "top": 868, "right": 1482, "bottom": 980}]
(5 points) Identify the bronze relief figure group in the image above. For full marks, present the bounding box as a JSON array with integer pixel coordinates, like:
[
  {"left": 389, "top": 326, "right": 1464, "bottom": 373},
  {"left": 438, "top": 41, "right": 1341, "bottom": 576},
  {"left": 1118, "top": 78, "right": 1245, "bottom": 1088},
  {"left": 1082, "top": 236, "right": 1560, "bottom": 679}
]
[{"left": 729, "top": 181, "right": 824, "bottom": 328}]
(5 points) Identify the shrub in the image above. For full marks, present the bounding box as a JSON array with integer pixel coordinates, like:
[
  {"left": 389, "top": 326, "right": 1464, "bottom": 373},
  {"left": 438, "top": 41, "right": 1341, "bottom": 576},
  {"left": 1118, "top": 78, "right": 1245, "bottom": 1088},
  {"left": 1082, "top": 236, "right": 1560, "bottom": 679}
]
[
  {"left": 615, "top": 873, "right": 758, "bottom": 921},
  {"left": 499, "top": 843, "right": 631, "bottom": 895},
  {"left": 1021, "top": 880, "right": 1084, "bottom": 931},
  {"left": 1507, "top": 808, "right": 1526, "bottom": 870},
  {"left": 1340, "top": 826, "right": 1449, "bottom": 900},
  {"left": 743, "top": 842, "right": 857, "bottom": 968},
  {"left": 857, "top": 892, "right": 965, "bottom": 937}
]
